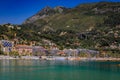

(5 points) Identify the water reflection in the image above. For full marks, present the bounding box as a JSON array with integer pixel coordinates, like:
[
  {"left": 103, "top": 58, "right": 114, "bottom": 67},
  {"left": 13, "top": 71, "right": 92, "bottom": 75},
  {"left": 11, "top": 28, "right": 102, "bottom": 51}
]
[{"left": 0, "top": 60, "right": 120, "bottom": 80}]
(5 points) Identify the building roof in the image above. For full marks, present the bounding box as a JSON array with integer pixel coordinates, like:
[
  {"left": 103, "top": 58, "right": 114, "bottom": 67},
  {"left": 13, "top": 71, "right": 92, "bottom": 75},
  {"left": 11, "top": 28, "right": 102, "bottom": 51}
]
[{"left": 15, "top": 45, "right": 33, "bottom": 49}]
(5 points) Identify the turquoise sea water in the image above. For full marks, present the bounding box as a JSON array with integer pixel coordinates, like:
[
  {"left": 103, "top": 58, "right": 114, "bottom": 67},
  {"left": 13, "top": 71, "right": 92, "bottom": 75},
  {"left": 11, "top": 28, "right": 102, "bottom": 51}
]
[{"left": 0, "top": 60, "right": 120, "bottom": 80}]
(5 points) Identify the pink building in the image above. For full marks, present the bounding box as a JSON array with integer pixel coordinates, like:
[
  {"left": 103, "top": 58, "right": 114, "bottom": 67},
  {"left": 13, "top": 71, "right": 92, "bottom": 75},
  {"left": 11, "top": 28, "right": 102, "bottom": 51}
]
[{"left": 15, "top": 45, "right": 33, "bottom": 55}]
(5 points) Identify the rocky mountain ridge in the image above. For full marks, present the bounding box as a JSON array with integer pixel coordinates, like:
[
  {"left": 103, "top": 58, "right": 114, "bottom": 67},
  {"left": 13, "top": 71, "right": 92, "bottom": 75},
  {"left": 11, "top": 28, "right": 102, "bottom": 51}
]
[{"left": 23, "top": 6, "right": 68, "bottom": 24}]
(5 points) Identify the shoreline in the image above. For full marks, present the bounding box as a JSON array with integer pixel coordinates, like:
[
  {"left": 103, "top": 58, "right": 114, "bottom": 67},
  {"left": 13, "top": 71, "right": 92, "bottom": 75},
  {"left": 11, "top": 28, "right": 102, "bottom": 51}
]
[
  {"left": 78, "top": 57, "right": 120, "bottom": 61},
  {"left": 0, "top": 55, "right": 120, "bottom": 61}
]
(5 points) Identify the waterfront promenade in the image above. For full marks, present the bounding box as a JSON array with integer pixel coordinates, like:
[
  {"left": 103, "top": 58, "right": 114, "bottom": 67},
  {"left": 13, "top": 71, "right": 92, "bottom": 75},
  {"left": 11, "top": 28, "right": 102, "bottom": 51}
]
[{"left": 0, "top": 55, "right": 120, "bottom": 61}]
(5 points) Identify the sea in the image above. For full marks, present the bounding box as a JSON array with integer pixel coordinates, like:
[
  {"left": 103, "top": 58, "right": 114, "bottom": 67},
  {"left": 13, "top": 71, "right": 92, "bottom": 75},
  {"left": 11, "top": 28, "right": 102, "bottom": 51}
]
[{"left": 0, "top": 59, "right": 120, "bottom": 80}]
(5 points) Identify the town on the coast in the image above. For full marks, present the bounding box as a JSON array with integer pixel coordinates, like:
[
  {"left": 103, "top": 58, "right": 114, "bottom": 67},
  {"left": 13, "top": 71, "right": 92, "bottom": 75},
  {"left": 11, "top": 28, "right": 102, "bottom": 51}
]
[
  {"left": 0, "top": 23, "right": 120, "bottom": 60},
  {"left": 0, "top": 37, "right": 120, "bottom": 61},
  {"left": 0, "top": 39, "right": 100, "bottom": 60}
]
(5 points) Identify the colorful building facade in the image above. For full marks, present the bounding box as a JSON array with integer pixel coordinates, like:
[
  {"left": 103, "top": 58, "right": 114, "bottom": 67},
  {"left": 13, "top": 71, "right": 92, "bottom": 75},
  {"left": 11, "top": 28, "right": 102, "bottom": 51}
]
[
  {"left": 0, "top": 40, "right": 14, "bottom": 54},
  {"left": 15, "top": 45, "right": 33, "bottom": 55}
]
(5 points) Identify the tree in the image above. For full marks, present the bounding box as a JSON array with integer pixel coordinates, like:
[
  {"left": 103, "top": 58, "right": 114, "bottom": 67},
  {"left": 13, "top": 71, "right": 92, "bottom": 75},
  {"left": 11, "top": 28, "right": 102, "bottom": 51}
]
[{"left": 0, "top": 50, "right": 4, "bottom": 55}]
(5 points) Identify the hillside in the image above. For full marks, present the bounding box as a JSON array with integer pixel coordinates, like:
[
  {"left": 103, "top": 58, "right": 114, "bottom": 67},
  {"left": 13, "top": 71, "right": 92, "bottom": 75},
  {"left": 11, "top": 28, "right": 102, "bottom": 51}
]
[{"left": 0, "top": 2, "right": 120, "bottom": 54}]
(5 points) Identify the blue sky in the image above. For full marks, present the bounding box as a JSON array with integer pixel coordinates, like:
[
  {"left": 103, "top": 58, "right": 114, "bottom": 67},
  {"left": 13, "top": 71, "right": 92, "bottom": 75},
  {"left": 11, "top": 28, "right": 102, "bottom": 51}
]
[{"left": 0, "top": 0, "right": 119, "bottom": 24}]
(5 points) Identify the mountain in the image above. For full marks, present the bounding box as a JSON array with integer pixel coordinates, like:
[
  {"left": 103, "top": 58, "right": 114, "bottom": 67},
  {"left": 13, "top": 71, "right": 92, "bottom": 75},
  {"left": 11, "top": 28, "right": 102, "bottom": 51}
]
[
  {"left": 22, "top": 2, "right": 120, "bottom": 52},
  {"left": 23, "top": 2, "right": 120, "bottom": 32},
  {"left": 0, "top": 2, "right": 120, "bottom": 54}
]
